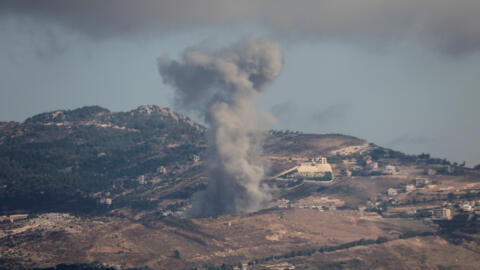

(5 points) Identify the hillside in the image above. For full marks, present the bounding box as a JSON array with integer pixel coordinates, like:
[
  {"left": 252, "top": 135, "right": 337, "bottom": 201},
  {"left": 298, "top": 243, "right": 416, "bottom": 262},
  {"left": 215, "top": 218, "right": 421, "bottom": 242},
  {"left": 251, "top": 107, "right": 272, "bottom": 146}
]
[
  {"left": 0, "top": 105, "right": 372, "bottom": 216},
  {"left": 0, "top": 105, "right": 206, "bottom": 214},
  {"left": 1, "top": 105, "right": 480, "bottom": 270}
]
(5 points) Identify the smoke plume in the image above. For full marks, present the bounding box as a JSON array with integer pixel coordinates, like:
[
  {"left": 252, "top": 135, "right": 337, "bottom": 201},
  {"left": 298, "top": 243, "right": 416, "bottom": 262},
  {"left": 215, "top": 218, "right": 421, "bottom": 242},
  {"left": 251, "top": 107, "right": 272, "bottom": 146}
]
[{"left": 158, "top": 37, "right": 283, "bottom": 217}]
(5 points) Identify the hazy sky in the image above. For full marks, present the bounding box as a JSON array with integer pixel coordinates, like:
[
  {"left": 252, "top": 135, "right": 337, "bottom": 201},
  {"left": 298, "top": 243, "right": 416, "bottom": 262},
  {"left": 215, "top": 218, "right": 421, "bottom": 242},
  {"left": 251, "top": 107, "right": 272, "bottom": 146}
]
[{"left": 1, "top": 1, "right": 479, "bottom": 166}]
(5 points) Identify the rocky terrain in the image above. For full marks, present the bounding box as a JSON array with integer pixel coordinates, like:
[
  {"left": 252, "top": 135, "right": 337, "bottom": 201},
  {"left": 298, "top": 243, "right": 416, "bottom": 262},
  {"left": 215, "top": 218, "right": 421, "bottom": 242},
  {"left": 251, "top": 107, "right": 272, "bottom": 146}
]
[{"left": 1, "top": 105, "right": 480, "bottom": 269}]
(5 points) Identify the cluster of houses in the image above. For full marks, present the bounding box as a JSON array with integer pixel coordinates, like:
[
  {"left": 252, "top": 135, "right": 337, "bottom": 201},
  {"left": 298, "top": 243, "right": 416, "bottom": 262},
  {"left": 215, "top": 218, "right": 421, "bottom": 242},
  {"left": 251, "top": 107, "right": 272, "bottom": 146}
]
[
  {"left": 382, "top": 177, "right": 480, "bottom": 220},
  {"left": 340, "top": 156, "right": 400, "bottom": 177},
  {"left": 276, "top": 196, "right": 344, "bottom": 211},
  {"left": 387, "top": 178, "right": 432, "bottom": 197},
  {"left": 424, "top": 165, "right": 457, "bottom": 176},
  {"left": 414, "top": 200, "right": 480, "bottom": 220},
  {"left": 161, "top": 208, "right": 187, "bottom": 217},
  {"left": 91, "top": 191, "right": 113, "bottom": 206},
  {"left": 133, "top": 165, "right": 169, "bottom": 186}
]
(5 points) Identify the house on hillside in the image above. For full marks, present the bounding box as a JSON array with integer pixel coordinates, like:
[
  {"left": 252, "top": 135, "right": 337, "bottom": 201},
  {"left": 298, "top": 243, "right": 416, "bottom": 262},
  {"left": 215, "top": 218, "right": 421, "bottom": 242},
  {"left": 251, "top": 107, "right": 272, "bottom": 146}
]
[
  {"left": 297, "top": 157, "right": 331, "bottom": 174},
  {"left": 137, "top": 175, "right": 146, "bottom": 184},
  {"left": 405, "top": 184, "right": 416, "bottom": 192},
  {"left": 413, "top": 178, "right": 430, "bottom": 187},
  {"left": 296, "top": 157, "right": 333, "bottom": 179},
  {"left": 462, "top": 203, "right": 473, "bottom": 212},
  {"left": 157, "top": 166, "right": 167, "bottom": 175},
  {"left": 279, "top": 156, "right": 334, "bottom": 181},
  {"left": 385, "top": 165, "right": 397, "bottom": 175},
  {"left": 387, "top": 188, "right": 398, "bottom": 196},
  {"left": 0, "top": 214, "right": 28, "bottom": 223},
  {"left": 277, "top": 198, "right": 290, "bottom": 208},
  {"left": 432, "top": 208, "right": 452, "bottom": 220},
  {"left": 100, "top": 198, "right": 112, "bottom": 206}
]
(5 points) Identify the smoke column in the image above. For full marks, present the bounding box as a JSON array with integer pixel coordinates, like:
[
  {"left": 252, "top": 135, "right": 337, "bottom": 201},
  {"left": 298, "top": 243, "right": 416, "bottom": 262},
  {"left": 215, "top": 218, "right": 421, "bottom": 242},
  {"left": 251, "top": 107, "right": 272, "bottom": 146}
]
[{"left": 158, "top": 37, "right": 283, "bottom": 217}]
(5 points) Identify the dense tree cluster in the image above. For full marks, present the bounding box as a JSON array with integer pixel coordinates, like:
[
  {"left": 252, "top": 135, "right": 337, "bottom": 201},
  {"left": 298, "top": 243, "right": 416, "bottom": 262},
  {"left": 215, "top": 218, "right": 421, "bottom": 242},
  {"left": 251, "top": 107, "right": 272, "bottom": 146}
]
[{"left": 0, "top": 106, "right": 206, "bottom": 214}]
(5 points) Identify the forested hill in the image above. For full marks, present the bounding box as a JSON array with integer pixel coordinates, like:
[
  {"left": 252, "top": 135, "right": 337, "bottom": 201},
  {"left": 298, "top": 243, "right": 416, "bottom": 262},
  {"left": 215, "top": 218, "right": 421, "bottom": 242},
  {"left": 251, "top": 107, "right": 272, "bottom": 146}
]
[{"left": 0, "top": 105, "right": 206, "bottom": 214}]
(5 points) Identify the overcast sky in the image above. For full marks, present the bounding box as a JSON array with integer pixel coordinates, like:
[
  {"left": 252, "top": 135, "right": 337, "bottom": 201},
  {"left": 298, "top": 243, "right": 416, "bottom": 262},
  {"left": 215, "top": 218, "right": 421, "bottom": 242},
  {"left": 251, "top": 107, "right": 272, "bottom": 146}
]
[{"left": 1, "top": 1, "right": 479, "bottom": 166}]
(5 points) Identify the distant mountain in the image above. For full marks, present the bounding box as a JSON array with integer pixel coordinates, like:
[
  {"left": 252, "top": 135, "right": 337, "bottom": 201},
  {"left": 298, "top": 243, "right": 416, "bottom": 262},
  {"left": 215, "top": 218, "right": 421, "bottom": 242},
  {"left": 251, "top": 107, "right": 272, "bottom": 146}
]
[{"left": 0, "top": 105, "right": 206, "bottom": 214}]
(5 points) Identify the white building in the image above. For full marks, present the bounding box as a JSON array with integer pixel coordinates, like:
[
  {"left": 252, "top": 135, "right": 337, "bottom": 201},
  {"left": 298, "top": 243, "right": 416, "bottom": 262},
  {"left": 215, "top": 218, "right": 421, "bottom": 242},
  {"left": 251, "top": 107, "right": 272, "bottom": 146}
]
[
  {"left": 369, "top": 162, "right": 379, "bottom": 169},
  {"left": 0, "top": 214, "right": 28, "bottom": 223},
  {"left": 100, "top": 198, "right": 112, "bottom": 206},
  {"left": 157, "top": 166, "right": 167, "bottom": 175},
  {"left": 387, "top": 188, "right": 398, "bottom": 196},
  {"left": 462, "top": 203, "right": 473, "bottom": 212},
  {"left": 385, "top": 165, "right": 397, "bottom": 174},
  {"left": 405, "top": 184, "right": 416, "bottom": 192},
  {"left": 296, "top": 157, "right": 332, "bottom": 177}
]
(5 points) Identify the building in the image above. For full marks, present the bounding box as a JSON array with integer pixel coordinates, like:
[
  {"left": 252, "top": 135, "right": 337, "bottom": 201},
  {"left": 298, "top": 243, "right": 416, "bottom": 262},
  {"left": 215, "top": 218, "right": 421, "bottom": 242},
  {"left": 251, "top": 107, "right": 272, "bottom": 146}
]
[
  {"left": 0, "top": 214, "right": 29, "bottom": 223},
  {"left": 405, "top": 184, "right": 416, "bottom": 192},
  {"left": 100, "top": 198, "right": 112, "bottom": 206},
  {"left": 369, "top": 162, "right": 379, "bottom": 169},
  {"left": 407, "top": 209, "right": 417, "bottom": 215},
  {"left": 432, "top": 208, "right": 452, "bottom": 220},
  {"left": 277, "top": 198, "right": 290, "bottom": 208},
  {"left": 462, "top": 203, "right": 473, "bottom": 212},
  {"left": 137, "top": 175, "right": 145, "bottom": 184},
  {"left": 296, "top": 157, "right": 332, "bottom": 178},
  {"left": 413, "top": 178, "right": 430, "bottom": 187},
  {"left": 192, "top": 154, "right": 200, "bottom": 163},
  {"left": 385, "top": 165, "right": 397, "bottom": 174},
  {"left": 387, "top": 188, "right": 398, "bottom": 196},
  {"left": 157, "top": 166, "right": 167, "bottom": 175}
]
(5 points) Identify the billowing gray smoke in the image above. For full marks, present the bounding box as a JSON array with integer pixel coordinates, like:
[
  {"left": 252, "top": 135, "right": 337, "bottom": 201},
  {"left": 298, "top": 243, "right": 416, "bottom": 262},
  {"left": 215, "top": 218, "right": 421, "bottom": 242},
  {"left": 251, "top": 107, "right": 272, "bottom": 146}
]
[{"left": 158, "top": 37, "right": 283, "bottom": 217}]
